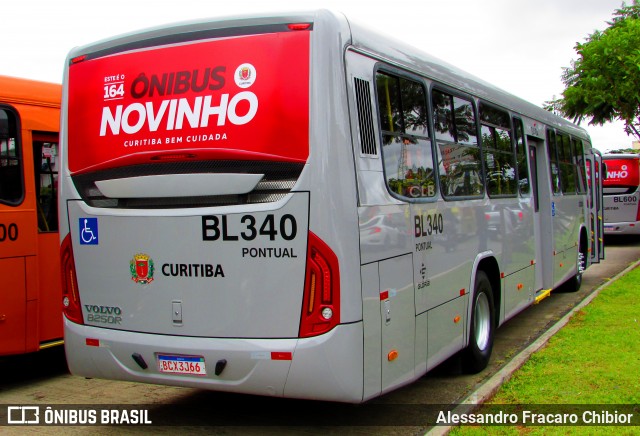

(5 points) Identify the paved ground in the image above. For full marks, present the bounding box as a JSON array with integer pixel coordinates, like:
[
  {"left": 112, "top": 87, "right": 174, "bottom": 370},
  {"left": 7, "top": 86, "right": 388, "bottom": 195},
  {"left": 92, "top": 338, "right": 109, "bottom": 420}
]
[{"left": 1, "top": 235, "right": 638, "bottom": 435}]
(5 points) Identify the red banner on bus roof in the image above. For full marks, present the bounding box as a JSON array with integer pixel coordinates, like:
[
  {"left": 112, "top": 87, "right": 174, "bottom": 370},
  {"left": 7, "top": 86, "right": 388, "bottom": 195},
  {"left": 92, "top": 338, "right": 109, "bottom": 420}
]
[
  {"left": 604, "top": 158, "right": 640, "bottom": 187},
  {"left": 67, "top": 31, "right": 310, "bottom": 174}
]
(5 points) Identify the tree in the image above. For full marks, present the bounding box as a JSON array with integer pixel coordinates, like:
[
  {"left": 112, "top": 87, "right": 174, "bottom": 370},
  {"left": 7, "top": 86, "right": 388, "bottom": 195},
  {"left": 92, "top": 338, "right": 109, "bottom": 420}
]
[{"left": 545, "top": 1, "right": 640, "bottom": 140}]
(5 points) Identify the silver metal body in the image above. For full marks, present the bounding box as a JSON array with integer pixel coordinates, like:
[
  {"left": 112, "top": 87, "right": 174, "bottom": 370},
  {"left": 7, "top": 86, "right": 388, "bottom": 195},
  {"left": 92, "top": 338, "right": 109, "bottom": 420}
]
[{"left": 59, "top": 10, "right": 600, "bottom": 403}]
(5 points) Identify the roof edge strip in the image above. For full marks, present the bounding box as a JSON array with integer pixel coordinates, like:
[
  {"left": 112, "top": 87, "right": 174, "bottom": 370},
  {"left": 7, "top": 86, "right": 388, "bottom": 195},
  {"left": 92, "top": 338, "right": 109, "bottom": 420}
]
[{"left": 71, "top": 22, "right": 313, "bottom": 63}]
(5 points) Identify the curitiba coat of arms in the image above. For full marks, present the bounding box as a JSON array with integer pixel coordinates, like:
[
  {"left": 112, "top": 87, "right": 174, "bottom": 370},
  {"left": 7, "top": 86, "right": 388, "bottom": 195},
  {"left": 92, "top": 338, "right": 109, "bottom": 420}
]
[{"left": 130, "top": 253, "right": 154, "bottom": 284}]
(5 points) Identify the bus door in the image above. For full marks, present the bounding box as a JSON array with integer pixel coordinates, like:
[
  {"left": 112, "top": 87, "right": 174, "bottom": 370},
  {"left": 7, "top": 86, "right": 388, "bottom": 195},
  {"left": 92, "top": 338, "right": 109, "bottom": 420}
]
[
  {"left": 33, "top": 131, "right": 62, "bottom": 344},
  {"left": 0, "top": 106, "right": 39, "bottom": 354},
  {"left": 527, "top": 140, "right": 546, "bottom": 292},
  {"left": 585, "top": 149, "right": 604, "bottom": 263}
]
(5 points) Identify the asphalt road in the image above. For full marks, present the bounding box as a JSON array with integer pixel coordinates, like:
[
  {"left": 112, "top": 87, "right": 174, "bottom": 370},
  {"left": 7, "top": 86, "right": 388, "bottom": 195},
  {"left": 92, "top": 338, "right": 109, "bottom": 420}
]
[{"left": 1, "top": 235, "right": 638, "bottom": 435}]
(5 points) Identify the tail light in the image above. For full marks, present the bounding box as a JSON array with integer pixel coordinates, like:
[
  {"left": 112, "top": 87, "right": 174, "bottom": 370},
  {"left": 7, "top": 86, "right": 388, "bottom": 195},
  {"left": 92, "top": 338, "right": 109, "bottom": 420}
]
[
  {"left": 61, "top": 233, "right": 84, "bottom": 324},
  {"left": 299, "top": 232, "right": 340, "bottom": 337},
  {"left": 636, "top": 200, "right": 640, "bottom": 223},
  {"left": 288, "top": 23, "right": 312, "bottom": 31}
]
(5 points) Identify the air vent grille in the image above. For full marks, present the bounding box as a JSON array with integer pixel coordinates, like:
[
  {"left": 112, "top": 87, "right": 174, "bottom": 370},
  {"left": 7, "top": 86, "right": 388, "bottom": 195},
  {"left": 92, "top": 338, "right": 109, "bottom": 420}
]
[{"left": 354, "top": 78, "right": 377, "bottom": 156}]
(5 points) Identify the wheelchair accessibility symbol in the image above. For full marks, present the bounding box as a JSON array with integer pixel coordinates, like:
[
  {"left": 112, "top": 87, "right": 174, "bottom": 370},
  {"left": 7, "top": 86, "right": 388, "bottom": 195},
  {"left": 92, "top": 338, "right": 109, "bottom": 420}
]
[{"left": 79, "top": 218, "right": 99, "bottom": 245}]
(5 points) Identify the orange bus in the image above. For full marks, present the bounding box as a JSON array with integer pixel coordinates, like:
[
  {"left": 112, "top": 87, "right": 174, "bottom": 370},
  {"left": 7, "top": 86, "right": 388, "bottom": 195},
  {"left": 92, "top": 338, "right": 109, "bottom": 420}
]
[{"left": 0, "top": 75, "right": 63, "bottom": 355}]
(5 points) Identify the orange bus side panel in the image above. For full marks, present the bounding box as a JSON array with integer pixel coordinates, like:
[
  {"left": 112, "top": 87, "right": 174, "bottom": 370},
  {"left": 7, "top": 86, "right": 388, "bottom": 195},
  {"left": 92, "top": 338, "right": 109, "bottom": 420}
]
[
  {"left": 37, "top": 233, "right": 63, "bottom": 343},
  {"left": 25, "top": 255, "right": 39, "bottom": 352},
  {"left": 0, "top": 210, "right": 38, "bottom": 258},
  {"left": 0, "top": 257, "right": 26, "bottom": 355},
  {"left": 0, "top": 75, "right": 61, "bottom": 356}
]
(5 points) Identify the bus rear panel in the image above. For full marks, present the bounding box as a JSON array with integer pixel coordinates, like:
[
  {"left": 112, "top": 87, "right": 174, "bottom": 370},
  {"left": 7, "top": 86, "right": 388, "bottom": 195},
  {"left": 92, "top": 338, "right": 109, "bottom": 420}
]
[
  {"left": 603, "top": 154, "right": 640, "bottom": 234},
  {"left": 61, "top": 13, "right": 364, "bottom": 402}
]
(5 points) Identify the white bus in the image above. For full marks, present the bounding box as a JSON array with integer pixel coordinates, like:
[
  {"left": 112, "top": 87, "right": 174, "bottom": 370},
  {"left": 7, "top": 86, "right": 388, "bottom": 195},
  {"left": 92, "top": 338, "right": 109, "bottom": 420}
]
[
  {"left": 602, "top": 153, "right": 640, "bottom": 235},
  {"left": 59, "top": 10, "right": 603, "bottom": 403}
]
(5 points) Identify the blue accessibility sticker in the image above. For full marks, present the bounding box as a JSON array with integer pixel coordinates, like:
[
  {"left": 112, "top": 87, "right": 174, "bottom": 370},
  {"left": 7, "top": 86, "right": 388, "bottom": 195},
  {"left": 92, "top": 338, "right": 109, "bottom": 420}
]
[{"left": 79, "top": 217, "right": 99, "bottom": 245}]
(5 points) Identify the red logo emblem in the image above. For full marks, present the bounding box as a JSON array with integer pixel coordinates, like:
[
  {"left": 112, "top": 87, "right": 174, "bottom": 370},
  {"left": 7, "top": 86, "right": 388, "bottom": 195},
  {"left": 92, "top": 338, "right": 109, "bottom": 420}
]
[
  {"left": 239, "top": 67, "right": 251, "bottom": 81},
  {"left": 130, "top": 253, "right": 155, "bottom": 284}
]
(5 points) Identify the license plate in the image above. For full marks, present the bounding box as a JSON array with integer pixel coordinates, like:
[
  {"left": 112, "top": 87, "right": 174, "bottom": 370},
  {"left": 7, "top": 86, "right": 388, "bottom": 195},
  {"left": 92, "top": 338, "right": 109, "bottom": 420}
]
[{"left": 157, "top": 354, "right": 206, "bottom": 375}]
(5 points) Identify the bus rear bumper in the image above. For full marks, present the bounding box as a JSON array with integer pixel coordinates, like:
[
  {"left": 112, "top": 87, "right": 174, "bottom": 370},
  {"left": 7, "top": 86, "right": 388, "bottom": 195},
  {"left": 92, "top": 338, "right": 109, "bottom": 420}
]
[
  {"left": 64, "top": 318, "right": 364, "bottom": 403},
  {"left": 603, "top": 221, "right": 640, "bottom": 235}
]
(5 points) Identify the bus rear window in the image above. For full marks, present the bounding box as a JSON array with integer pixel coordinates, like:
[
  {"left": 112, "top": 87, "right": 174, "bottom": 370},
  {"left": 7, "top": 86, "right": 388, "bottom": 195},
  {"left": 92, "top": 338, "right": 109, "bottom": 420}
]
[
  {"left": 67, "top": 31, "right": 311, "bottom": 175},
  {"left": 604, "top": 158, "right": 640, "bottom": 189}
]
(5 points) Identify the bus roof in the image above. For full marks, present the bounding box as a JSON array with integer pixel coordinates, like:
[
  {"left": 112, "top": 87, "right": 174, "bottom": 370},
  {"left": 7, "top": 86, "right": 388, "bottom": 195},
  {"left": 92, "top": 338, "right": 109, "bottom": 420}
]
[
  {"left": 0, "top": 75, "right": 61, "bottom": 109},
  {"left": 603, "top": 153, "right": 640, "bottom": 159},
  {"left": 345, "top": 20, "right": 589, "bottom": 142},
  {"left": 64, "top": 9, "right": 588, "bottom": 142}
]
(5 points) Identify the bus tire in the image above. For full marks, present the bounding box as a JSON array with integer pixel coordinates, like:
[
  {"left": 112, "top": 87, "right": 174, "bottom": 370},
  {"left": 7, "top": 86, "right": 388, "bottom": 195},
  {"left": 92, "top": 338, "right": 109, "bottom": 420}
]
[
  {"left": 566, "top": 247, "right": 587, "bottom": 292},
  {"left": 463, "top": 270, "right": 495, "bottom": 374}
]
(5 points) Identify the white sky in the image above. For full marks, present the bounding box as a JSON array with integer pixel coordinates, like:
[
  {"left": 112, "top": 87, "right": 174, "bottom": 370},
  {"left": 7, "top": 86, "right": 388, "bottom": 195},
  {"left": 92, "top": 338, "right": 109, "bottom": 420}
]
[{"left": 2, "top": 0, "right": 634, "bottom": 151}]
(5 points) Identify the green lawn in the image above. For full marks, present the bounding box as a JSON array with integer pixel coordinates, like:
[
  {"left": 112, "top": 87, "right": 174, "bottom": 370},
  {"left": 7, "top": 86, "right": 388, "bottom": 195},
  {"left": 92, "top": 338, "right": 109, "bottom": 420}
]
[{"left": 448, "top": 265, "right": 640, "bottom": 435}]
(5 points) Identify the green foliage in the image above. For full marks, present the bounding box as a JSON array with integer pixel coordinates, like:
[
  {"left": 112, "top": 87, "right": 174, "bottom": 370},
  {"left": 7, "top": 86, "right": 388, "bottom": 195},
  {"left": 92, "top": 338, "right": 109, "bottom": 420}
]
[
  {"left": 450, "top": 266, "right": 640, "bottom": 434},
  {"left": 493, "top": 266, "right": 640, "bottom": 404},
  {"left": 547, "top": 2, "right": 640, "bottom": 140},
  {"left": 607, "top": 148, "right": 640, "bottom": 153}
]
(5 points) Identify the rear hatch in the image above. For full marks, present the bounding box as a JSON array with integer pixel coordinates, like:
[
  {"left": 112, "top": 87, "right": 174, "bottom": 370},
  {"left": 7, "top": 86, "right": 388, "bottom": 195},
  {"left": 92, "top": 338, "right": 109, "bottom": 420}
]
[
  {"left": 603, "top": 156, "right": 640, "bottom": 224},
  {"left": 65, "top": 21, "right": 314, "bottom": 338}
]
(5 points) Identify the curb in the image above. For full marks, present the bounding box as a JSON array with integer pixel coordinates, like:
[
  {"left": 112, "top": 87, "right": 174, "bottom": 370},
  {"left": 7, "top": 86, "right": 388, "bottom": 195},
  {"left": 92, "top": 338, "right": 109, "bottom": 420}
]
[{"left": 426, "top": 258, "right": 640, "bottom": 436}]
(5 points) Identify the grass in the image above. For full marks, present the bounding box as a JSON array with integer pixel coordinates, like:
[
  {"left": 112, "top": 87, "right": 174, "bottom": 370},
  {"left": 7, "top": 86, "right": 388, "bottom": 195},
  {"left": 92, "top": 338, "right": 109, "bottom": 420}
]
[{"left": 449, "top": 265, "right": 640, "bottom": 435}]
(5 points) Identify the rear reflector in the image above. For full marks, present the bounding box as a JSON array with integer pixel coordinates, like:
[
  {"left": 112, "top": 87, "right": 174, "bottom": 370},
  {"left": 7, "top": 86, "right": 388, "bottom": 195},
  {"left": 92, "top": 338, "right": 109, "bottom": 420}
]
[
  {"left": 271, "top": 352, "right": 293, "bottom": 361},
  {"left": 86, "top": 338, "right": 99, "bottom": 347}
]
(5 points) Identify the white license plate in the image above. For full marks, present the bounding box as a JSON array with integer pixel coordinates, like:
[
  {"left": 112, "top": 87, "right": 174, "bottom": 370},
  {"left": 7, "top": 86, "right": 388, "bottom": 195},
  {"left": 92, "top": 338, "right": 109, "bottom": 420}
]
[{"left": 157, "top": 354, "right": 206, "bottom": 375}]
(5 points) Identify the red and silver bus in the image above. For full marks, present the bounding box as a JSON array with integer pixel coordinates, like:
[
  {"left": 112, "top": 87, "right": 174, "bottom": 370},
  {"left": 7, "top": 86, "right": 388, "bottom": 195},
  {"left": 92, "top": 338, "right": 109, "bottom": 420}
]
[
  {"left": 0, "top": 75, "right": 63, "bottom": 355},
  {"left": 59, "top": 10, "right": 603, "bottom": 402},
  {"left": 602, "top": 153, "right": 640, "bottom": 234}
]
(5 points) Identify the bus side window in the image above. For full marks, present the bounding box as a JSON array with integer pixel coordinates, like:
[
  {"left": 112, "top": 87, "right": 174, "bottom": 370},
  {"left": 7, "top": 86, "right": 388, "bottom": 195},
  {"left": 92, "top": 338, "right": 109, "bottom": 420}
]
[
  {"left": 480, "top": 103, "right": 516, "bottom": 197},
  {"left": 432, "top": 90, "right": 483, "bottom": 198},
  {"left": 513, "top": 117, "right": 530, "bottom": 195},
  {"left": 33, "top": 134, "right": 59, "bottom": 232},
  {"left": 375, "top": 72, "right": 436, "bottom": 199},
  {"left": 557, "top": 133, "right": 577, "bottom": 195},
  {"left": 0, "top": 108, "right": 23, "bottom": 205},
  {"left": 547, "top": 129, "right": 561, "bottom": 194},
  {"left": 573, "top": 138, "right": 587, "bottom": 194}
]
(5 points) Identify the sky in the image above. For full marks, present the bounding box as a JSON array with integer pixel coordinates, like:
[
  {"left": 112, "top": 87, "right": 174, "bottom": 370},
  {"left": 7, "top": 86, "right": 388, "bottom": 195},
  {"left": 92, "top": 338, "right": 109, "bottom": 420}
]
[{"left": 2, "top": 0, "right": 634, "bottom": 151}]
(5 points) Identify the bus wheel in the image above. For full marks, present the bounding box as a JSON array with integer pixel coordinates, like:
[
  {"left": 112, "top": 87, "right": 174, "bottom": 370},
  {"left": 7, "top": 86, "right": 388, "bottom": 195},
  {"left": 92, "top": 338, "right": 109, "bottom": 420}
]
[
  {"left": 463, "top": 270, "right": 495, "bottom": 374},
  {"left": 567, "top": 249, "right": 586, "bottom": 292}
]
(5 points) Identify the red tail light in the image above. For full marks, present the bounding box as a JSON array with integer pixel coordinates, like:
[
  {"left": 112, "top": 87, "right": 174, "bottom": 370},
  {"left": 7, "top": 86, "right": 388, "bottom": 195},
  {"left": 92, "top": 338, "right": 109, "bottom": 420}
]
[
  {"left": 636, "top": 200, "right": 640, "bottom": 222},
  {"left": 71, "top": 55, "right": 87, "bottom": 64},
  {"left": 61, "top": 233, "right": 84, "bottom": 324},
  {"left": 288, "top": 23, "right": 312, "bottom": 31},
  {"left": 299, "top": 232, "right": 340, "bottom": 338}
]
